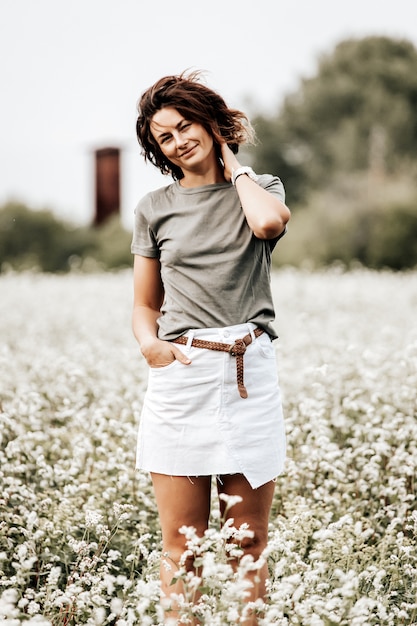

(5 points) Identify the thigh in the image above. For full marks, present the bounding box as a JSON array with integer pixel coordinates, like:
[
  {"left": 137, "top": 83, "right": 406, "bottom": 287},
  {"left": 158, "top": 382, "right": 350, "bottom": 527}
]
[
  {"left": 151, "top": 473, "right": 212, "bottom": 543},
  {"left": 217, "top": 474, "right": 275, "bottom": 536}
]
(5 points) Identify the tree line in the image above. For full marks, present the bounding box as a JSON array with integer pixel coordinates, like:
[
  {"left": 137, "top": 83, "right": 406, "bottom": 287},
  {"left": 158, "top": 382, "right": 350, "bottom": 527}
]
[{"left": 0, "top": 203, "right": 132, "bottom": 272}]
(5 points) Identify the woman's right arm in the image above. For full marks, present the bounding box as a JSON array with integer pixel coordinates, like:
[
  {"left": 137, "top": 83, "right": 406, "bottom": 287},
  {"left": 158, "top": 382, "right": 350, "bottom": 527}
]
[{"left": 132, "top": 255, "right": 191, "bottom": 367}]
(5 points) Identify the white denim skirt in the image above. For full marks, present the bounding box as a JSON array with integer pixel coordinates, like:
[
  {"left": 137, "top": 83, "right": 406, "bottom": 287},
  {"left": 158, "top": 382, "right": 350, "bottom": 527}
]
[{"left": 136, "top": 323, "right": 286, "bottom": 489}]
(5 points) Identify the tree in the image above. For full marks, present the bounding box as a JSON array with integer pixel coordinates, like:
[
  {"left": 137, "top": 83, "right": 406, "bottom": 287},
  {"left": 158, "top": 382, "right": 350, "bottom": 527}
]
[
  {"left": 250, "top": 36, "right": 417, "bottom": 205},
  {"left": 0, "top": 203, "right": 96, "bottom": 272},
  {"left": 0, "top": 203, "right": 133, "bottom": 272}
]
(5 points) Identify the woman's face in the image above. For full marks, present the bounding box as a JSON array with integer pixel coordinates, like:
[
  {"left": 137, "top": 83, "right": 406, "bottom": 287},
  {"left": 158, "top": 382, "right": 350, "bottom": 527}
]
[{"left": 150, "top": 107, "right": 216, "bottom": 175}]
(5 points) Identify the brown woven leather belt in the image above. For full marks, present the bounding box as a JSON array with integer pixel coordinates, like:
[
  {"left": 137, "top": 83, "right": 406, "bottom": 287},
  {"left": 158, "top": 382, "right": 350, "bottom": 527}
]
[{"left": 172, "top": 328, "right": 264, "bottom": 399}]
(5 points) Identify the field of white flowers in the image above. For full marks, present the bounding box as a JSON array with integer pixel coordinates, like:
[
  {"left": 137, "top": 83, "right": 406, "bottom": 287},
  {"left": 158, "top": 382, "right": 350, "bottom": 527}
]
[{"left": 1, "top": 267, "right": 416, "bottom": 625}]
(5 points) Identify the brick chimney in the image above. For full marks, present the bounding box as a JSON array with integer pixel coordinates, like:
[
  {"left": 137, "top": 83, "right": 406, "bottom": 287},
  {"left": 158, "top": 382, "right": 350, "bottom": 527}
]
[{"left": 94, "top": 147, "right": 120, "bottom": 226}]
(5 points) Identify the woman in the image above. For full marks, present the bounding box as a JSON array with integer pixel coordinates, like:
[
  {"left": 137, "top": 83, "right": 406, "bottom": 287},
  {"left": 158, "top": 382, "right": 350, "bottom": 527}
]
[{"left": 131, "top": 71, "right": 290, "bottom": 626}]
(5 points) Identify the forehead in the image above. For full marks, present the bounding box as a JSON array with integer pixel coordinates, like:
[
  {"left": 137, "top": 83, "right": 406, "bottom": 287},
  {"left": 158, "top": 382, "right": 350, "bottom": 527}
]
[{"left": 150, "top": 107, "right": 184, "bottom": 133}]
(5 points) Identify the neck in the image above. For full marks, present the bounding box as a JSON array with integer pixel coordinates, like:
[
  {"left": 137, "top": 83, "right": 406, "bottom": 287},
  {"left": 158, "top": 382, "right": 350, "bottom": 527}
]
[{"left": 179, "top": 161, "right": 226, "bottom": 188}]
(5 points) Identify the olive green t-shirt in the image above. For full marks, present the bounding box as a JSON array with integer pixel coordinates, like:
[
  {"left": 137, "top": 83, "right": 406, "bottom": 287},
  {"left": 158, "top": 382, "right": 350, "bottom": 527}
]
[{"left": 131, "top": 175, "right": 286, "bottom": 341}]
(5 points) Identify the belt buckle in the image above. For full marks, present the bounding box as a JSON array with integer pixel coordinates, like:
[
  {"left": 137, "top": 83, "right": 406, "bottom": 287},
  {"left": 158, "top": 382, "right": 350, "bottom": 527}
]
[{"left": 228, "top": 338, "right": 246, "bottom": 357}]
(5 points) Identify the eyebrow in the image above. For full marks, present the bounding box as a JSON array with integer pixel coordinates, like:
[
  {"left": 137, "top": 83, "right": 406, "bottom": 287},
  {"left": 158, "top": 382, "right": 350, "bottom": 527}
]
[{"left": 153, "top": 118, "right": 189, "bottom": 140}]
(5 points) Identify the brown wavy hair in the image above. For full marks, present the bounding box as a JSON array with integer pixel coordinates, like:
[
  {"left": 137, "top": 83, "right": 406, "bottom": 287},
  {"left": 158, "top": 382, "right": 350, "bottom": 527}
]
[{"left": 136, "top": 70, "right": 255, "bottom": 180}]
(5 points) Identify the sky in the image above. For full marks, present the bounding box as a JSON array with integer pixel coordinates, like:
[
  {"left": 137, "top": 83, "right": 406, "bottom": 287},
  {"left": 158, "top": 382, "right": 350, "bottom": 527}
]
[{"left": 1, "top": 0, "right": 417, "bottom": 229}]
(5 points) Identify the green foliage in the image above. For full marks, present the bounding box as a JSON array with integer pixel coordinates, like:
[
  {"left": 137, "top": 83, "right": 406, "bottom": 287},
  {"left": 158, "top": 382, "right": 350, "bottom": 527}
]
[
  {"left": 0, "top": 203, "right": 95, "bottom": 272},
  {"left": 364, "top": 201, "right": 417, "bottom": 270},
  {"left": 92, "top": 215, "right": 133, "bottom": 270},
  {"left": 250, "top": 36, "right": 417, "bottom": 204},
  {"left": 273, "top": 174, "right": 417, "bottom": 270},
  {"left": 0, "top": 203, "right": 133, "bottom": 273}
]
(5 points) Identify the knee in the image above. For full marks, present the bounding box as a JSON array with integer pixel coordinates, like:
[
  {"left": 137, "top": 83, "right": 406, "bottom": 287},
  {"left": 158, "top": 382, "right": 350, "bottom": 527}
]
[
  {"left": 161, "top": 547, "right": 195, "bottom": 574},
  {"left": 162, "top": 528, "right": 204, "bottom": 572},
  {"left": 229, "top": 523, "right": 268, "bottom": 560}
]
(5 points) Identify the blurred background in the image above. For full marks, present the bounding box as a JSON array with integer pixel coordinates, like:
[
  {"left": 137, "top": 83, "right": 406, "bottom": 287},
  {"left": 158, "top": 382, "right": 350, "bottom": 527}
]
[{"left": 1, "top": 0, "right": 417, "bottom": 272}]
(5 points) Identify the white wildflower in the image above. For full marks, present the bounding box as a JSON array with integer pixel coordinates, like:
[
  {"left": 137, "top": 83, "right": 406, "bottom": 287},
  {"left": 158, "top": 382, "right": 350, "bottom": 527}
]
[{"left": 85, "top": 510, "right": 102, "bottom": 528}]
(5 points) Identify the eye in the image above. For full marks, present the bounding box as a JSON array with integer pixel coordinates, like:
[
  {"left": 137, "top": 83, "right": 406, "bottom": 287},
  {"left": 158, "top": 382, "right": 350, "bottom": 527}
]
[{"left": 181, "top": 122, "right": 192, "bottom": 131}]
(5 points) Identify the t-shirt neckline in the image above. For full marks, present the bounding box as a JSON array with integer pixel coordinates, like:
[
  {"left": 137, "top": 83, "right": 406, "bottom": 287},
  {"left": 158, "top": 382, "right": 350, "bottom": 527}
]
[{"left": 174, "top": 180, "right": 231, "bottom": 194}]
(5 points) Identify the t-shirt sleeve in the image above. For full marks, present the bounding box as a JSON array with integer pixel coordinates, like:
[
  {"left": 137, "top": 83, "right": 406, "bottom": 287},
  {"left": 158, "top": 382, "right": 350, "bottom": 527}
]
[
  {"left": 130, "top": 194, "right": 159, "bottom": 257},
  {"left": 256, "top": 173, "right": 286, "bottom": 203},
  {"left": 256, "top": 174, "right": 287, "bottom": 250}
]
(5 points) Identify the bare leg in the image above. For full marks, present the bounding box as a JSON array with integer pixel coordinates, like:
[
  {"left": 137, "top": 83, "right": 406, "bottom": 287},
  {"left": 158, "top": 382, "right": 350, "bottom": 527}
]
[
  {"left": 217, "top": 474, "right": 275, "bottom": 626},
  {"left": 151, "top": 473, "right": 212, "bottom": 625}
]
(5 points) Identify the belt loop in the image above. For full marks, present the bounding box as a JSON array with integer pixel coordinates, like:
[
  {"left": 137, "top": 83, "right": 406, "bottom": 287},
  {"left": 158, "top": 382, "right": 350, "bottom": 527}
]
[
  {"left": 186, "top": 330, "right": 195, "bottom": 351},
  {"left": 247, "top": 324, "right": 256, "bottom": 342}
]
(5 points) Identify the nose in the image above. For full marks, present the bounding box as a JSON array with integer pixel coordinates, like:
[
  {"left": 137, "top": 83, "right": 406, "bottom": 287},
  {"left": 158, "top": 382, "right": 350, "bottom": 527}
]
[{"left": 173, "top": 131, "right": 187, "bottom": 149}]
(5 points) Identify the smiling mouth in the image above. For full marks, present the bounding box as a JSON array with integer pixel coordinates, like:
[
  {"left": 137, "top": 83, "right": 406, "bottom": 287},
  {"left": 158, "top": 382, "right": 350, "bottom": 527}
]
[{"left": 181, "top": 145, "right": 197, "bottom": 158}]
